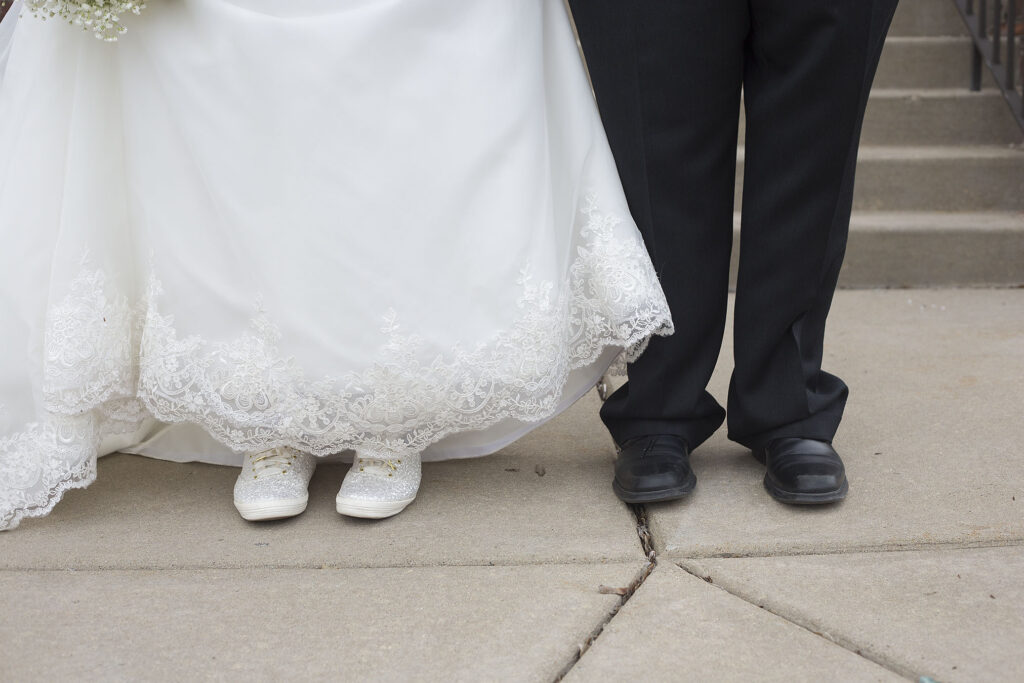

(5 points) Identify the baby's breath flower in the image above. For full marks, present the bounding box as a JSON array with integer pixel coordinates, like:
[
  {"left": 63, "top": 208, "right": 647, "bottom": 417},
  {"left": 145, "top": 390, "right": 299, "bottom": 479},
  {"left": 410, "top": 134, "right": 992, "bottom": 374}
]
[{"left": 25, "top": 0, "right": 146, "bottom": 41}]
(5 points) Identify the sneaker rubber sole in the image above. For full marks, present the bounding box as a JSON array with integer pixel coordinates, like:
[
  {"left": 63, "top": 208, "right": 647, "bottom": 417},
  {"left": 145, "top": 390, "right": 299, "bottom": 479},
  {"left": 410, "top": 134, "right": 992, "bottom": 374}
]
[
  {"left": 234, "top": 496, "right": 308, "bottom": 521},
  {"left": 336, "top": 496, "right": 416, "bottom": 519}
]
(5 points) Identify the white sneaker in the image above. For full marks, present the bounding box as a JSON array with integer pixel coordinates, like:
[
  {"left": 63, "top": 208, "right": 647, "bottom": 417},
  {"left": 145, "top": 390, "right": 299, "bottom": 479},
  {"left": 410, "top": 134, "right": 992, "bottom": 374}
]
[
  {"left": 336, "top": 452, "right": 421, "bottom": 519},
  {"left": 233, "top": 447, "right": 316, "bottom": 521}
]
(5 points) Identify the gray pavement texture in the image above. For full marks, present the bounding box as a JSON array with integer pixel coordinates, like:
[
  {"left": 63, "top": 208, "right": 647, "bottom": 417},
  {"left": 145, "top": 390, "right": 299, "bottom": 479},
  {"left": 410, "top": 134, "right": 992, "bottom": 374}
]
[
  {"left": 2, "top": 288, "right": 1022, "bottom": 682},
  {"left": 681, "top": 547, "right": 1024, "bottom": 683},
  {"left": 1, "top": 392, "right": 637, "bottom": 571},
  {"left": 649, "top": 289, "right": 1024, "bottom": 560},
  {"left": 730, "top": 212, "right": 1024, "bottom": 287},
  {"left": 0, "top": 563, "right": 638, "bottom": 682},
  {"left": 735, "top": 146, "right": 1024, "bottom": 213},
  {"left": 740, "top": 90, "right": 1024, "bottom": 146},
  {"left": 566, "top": 564, "right": 902, "bottom": 683},
  {"left": 890, "top": 0, "right": 966, "bottom": 37}
]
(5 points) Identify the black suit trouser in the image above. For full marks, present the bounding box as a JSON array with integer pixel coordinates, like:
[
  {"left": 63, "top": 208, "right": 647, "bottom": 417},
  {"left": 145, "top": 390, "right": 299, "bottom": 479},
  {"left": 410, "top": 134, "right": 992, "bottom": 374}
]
[{"left": 569, "top": 0, "right": 899, "bottom": 450}]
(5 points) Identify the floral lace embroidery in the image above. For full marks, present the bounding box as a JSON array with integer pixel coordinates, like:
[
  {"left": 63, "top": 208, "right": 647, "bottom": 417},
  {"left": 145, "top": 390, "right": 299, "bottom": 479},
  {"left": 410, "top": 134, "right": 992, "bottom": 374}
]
[
  {"left": 1, "top": 194, "right": 673, "bottom": 529},
  {"left": 43, "top": 265, "right": 137, "bottom": 413},
  {"left": 0, "top": 404, "right": 147, "bottom": 531}
]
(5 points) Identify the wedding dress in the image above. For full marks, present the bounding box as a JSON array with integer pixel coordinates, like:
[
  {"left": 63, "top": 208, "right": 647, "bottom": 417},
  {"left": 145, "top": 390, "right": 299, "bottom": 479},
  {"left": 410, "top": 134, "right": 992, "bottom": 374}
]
[{"left": 0, "top": 0, "right": 673, "bottom": 530}]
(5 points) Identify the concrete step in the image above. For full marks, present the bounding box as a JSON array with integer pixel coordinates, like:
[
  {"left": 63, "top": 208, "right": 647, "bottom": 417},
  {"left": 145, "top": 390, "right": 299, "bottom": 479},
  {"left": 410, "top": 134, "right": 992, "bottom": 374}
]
[
  {"left": 740, "top": 90, "right": 1023, "bottom": 146},
  {"left": 861, "top": 90, "right": 1023, "bottom": 145},
  {"left": 729, "top": 211, "right": 1024, "bottom": 287},
  {"left": 877, "top": 37, "right": 980, "bottom": 89},
  {"left": 890, "top": 0, "right": 966, "bottom": 37},
  {"left": 735, "top": 146, "right": 1024, "bottom": 212}
]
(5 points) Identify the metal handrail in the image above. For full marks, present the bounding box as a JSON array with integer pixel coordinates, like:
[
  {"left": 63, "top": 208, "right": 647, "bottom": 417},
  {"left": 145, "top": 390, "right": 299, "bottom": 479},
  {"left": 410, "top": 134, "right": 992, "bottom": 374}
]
[{"left": 955, "top": 0, "right": 1024, "bottom": 130}]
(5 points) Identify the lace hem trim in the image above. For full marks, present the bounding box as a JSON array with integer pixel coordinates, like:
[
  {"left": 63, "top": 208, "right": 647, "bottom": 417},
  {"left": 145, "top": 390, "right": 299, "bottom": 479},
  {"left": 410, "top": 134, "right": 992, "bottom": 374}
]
[{"left": 1, "top": 193, "right": 673, "bottom": 529}]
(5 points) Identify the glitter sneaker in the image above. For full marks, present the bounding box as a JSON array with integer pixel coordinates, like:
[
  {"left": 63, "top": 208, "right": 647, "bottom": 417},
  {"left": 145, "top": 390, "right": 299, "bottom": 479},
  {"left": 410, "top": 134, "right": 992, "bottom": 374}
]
[
  {"left": 233, "top": 447, "right": 316, "bottom": 521},
  {"left": 335, "top": 452, "right": 421, "bottom": 519}
]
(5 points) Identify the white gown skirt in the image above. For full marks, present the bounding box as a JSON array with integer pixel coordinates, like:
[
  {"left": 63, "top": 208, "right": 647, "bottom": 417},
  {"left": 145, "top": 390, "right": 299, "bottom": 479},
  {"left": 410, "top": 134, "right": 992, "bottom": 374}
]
[{"left": 0, "top": 0, "right": 673, "bottom": 529}]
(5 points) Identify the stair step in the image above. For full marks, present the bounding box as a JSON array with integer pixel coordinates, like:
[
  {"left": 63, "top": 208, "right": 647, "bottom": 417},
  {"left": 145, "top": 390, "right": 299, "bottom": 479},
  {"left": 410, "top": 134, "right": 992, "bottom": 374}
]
[
  {"left": 735, "top": 146, "right": 1024, "bottom": 212},
  {"left": 739, "top": 90, "right": 1023, "bottom": 146},
  {"left": 862, "top": 90, "right": 1023, "bottom": 145},
  {"left": 876, "top": 37, "right": 978, "bottom": 89},
  {"left": 728, "top": 212, "right": 1024, "bottom": 287},
  {"left": 890, "top": 0, "right": 966, "bottom": 37}
]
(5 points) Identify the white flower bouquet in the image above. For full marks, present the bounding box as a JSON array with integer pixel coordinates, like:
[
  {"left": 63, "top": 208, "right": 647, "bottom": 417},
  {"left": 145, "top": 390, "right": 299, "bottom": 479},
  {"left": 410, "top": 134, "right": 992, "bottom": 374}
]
[{"left": 25, "top": 0, "right": 146, "bottom": 41}]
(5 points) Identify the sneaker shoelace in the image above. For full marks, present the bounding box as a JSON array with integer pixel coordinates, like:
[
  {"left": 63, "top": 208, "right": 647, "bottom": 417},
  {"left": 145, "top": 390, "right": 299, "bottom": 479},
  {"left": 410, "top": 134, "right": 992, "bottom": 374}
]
[
  {"left": 355, "top": 456, "right": 403, "bottom": 478},
  {"left": 248, "top": 448, "right": 297, "bottom": 479}
]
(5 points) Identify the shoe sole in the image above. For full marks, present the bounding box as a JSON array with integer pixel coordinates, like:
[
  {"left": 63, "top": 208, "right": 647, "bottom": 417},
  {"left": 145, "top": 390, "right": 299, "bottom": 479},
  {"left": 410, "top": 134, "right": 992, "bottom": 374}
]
[
  {"left": 336, "top": 496, "right": 416, "bottom": 519},
  {"left": 612, "top": 472, "right": 697, "bottom": 504},
  {"left": 763, "top": 477, "right": 849, "bottom": 505},
  {"left": 234, "top": 496, "right": 308, "bottom": 521}
]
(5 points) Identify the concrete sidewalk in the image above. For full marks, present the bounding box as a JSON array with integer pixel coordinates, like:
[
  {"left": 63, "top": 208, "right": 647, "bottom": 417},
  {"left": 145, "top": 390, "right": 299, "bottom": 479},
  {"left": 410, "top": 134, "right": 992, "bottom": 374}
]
[{"left": 2, "top": 289, "right": 1022, "bottom": 682}]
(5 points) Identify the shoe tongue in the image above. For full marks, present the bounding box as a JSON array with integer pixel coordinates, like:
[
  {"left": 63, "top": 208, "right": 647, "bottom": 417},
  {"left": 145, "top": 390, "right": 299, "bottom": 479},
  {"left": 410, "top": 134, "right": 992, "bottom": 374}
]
[
  {"left": 359, "top": 456, "right": 397, "bottom": 475},
  {"left": 252, "top": 449, "right": 292, "bottom": 473}
]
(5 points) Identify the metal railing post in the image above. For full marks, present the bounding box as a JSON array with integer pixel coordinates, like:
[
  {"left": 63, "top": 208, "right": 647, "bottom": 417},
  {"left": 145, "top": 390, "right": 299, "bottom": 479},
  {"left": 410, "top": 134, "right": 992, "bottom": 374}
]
[
  {"left": 994, "top": 0, "right": 1003, "bottom": 64},
  {"left": 972, "top": 44, "right": 985, "bottom": 90},
  {"left": 954, "top": 0, "right": 1024, "bottom": 129},
  {"left": 1008, "top": 0, "right": 1018, "bottom": 92}
]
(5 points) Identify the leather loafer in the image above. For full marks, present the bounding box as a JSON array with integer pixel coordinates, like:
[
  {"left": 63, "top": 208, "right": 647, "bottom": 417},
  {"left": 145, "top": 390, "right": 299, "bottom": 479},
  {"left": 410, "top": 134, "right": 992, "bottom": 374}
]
[
  {"left": 613, "top": 434, "right": 696, "bottom": 503},
  {"left": 752, "top": 437, "right": 848, "bottom": 505}
]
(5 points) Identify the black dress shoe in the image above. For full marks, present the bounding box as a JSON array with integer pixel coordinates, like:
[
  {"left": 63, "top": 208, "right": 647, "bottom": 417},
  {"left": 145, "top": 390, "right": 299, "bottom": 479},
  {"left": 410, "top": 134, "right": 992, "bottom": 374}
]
[
  {"left": 752, "top": 437, "right": 848, "bottom": 504},
  {"left": 613, "top": 435, "right": 696, "bottom": 503}
]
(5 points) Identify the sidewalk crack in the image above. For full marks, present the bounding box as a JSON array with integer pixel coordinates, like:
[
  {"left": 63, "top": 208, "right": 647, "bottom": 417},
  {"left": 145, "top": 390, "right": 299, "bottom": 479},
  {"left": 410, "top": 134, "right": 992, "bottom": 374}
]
[
  {"left": 552, "top": 504, "right": 659, "bottom": 682},
  {"left": 675, "top": 560, "right": 915, "bottom": 680}
]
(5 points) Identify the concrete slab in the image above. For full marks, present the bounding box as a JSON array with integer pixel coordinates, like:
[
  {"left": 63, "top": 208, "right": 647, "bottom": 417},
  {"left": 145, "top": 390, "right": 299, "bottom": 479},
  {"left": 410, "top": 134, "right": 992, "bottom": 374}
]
[
  {"left": 729, "top": 212, "right": 1024, "bottom": 288},
  {"left": 0, "top": 562, "right": 639, "bottom": 681},
  {"left": 736, "top": 146, "right": 1024, "bottom": 213},
  {"left": 876, "top": 37, "right": 982, "bottom": 89},
  {"left": 0, "top": 393, "right": 642, "bottom": 570},
  {"left": 740, "top": 90, "right": 1024, "bottom": 146},
  {"left": 681, "top": 546, "right": 1024, "bottom": 683},
  {"left": 565, "top": 564, "right": 900, "bottom": 683},
  {"left": 648, "top": 289, "right": 1024, "bottom": 559},
  {"left": 835, "top": 212, "right": 1024, "bottom": 287},
  {"left": 890, "top": 0, "right": 966, "bottom": 37},
  {"left": 859, "top": 90, "right": 1024, "bottom": 145}
]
